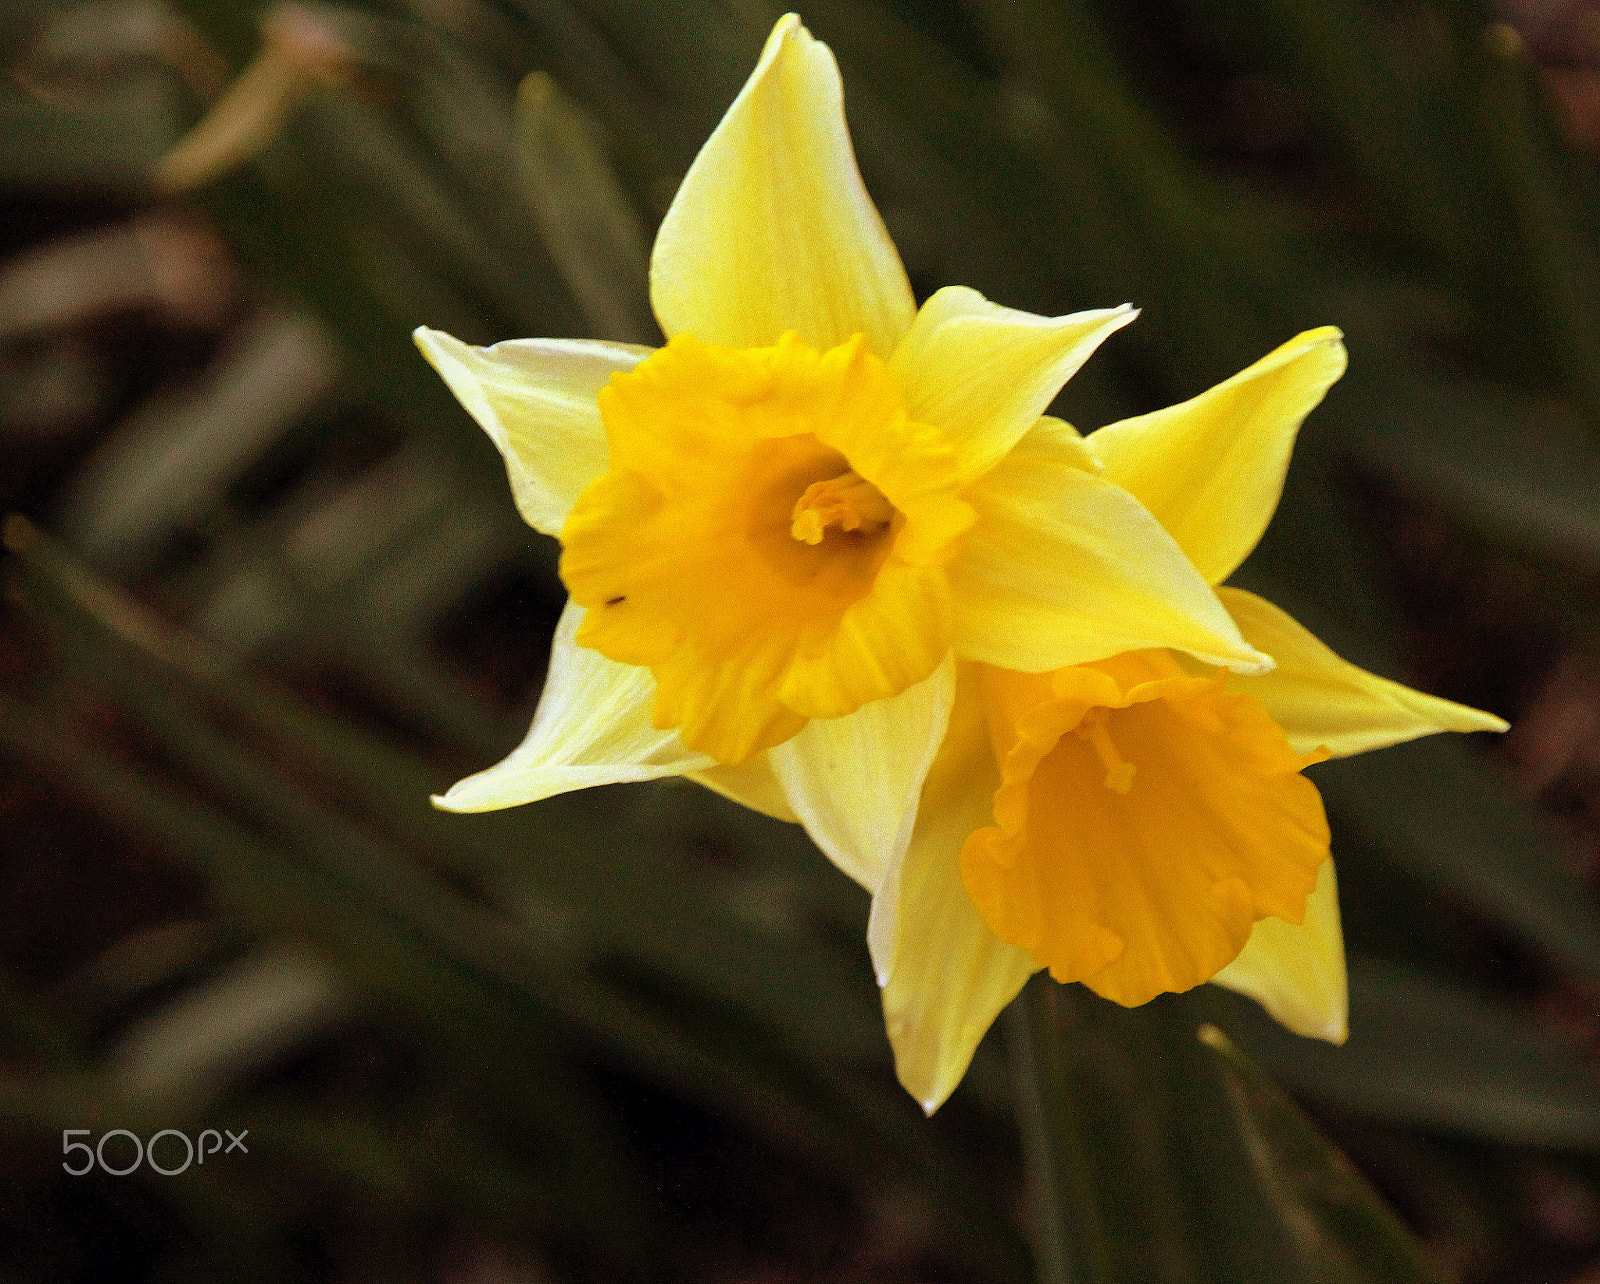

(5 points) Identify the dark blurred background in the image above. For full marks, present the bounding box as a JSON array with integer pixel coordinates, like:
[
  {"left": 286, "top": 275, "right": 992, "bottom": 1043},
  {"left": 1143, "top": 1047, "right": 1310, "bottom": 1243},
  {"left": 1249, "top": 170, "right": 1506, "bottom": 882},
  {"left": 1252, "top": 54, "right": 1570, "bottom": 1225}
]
[{"left": 4, "top": 0, "right": 1600, "bottom": 1280}]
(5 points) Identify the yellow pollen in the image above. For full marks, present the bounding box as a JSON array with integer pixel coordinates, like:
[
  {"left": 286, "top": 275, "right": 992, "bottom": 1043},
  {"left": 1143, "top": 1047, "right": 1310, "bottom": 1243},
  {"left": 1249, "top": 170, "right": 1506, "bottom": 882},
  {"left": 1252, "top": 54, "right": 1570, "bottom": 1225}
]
[
  {"left": 1074, "top": 707, "right": 1136, "bottom": 793},
  {"left": 789, "top": 471, "right": 895, "bottom": 545}
]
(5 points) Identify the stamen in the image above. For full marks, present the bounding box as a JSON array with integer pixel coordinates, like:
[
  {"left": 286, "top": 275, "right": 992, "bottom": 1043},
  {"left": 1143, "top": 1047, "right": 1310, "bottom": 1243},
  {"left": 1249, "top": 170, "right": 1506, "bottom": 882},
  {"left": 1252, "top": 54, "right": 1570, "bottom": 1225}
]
[
  {"left": 790, "top": 471, "right": 895, "bottom": 545},
  {"left": 1074, "top": 708, "right": 1136, "bottom": 793}
]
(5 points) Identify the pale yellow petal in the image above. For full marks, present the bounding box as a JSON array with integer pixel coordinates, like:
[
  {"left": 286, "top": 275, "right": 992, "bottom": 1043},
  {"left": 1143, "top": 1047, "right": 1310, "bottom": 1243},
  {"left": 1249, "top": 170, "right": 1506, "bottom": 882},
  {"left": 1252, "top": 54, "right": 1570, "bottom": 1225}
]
[
  {"left": 433, "top": 602, "right": 713, "bottom": 811},
  {"left": 649, "top": 15, "right": 915, "bottom": 356},
  {"left": 1212, "top": 856, "right": 1348, "bottom": 1043},
  {"left": 1221, "top": 587, "right": 1509, "bottom": 757},
  {"left": 766, "top": 655, "right": 955, "bottom": 893},
  {"left": 950, "top": 421, "right": 1272, "bottom": 674},
  {"left": 685, "top": 758, "right": 800, "bottom": 823},
  {"left": 888, "top": 286, "right": 1135, "bottom": 483},
  {"left": 876, "top": 668, "right": 1034, "bottom": 1113},
  {"left": 1086, "top": 328, "right": 1346, "bottom": 585},
  {"left": 414, "top": 327, "right": 647, "bottom": 536}
]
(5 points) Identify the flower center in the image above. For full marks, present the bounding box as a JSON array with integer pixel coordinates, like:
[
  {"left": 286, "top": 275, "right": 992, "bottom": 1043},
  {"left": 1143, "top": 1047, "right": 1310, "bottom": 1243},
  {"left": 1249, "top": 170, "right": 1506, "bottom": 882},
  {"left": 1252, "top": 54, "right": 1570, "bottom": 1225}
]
[
  {"left": 790, "top": 471, "right": 896, "bottom": 545},
  {"left": 558, "top": 330, "right": 973, "bottom": 764}
]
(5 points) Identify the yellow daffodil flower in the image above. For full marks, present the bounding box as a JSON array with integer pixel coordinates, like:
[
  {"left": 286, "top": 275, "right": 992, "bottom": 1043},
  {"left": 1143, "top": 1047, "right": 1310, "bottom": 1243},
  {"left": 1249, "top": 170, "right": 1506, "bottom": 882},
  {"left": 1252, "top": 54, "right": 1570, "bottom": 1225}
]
[
  {"left": 417, "top": 16, "right": 1270, "bottom": 897},
  {"left": 875, "top": 329, "right": 1510, "bottom": 1112}
]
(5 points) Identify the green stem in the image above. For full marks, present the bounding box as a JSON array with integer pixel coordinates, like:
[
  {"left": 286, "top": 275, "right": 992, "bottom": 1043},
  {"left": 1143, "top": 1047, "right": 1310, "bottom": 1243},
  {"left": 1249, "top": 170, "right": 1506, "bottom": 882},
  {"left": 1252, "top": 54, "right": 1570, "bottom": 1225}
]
[{"left": 1005, "top": 976, "right": 1113, "bottom": 1284}]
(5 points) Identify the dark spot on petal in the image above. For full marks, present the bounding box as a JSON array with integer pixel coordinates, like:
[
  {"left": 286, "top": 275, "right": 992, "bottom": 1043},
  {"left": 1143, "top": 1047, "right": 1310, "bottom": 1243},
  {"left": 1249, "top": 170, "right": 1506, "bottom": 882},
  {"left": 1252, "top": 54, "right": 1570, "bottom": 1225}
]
[{"left": 605, "top": 595, "right": 626, "bottom": 605}]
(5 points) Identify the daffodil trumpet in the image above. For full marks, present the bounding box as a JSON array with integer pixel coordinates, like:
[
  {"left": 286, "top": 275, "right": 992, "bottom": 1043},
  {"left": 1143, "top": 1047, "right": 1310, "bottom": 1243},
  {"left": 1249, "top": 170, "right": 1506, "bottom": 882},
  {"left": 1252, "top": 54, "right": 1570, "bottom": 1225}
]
[{"left": 416, "top": 13, "right": 1508, "bottom": 1113}]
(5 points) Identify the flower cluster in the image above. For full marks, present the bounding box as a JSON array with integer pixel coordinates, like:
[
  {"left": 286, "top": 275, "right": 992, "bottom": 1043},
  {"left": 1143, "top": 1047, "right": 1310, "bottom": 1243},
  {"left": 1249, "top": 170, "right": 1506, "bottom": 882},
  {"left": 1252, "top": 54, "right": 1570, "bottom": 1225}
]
[{"left": 417, "top": 14, "right": 1506, "bottom": 1112}]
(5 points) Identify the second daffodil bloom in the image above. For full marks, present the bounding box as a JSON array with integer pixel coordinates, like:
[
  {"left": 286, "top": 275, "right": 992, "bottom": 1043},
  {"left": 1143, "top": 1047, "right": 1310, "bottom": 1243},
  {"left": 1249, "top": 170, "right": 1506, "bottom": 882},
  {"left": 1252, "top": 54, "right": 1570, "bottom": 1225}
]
[
  {"left": 876, "top": 328, "right": 1510, "bottom": 1111},
  {"left": 418, "top": 17, "right": 1268, "bottom": 894}
]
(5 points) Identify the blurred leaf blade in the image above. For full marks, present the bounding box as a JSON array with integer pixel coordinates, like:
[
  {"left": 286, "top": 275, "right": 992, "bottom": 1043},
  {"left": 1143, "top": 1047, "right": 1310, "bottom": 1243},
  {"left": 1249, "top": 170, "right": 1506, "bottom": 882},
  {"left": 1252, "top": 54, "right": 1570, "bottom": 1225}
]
[
  {"left": 512, "top": 70, "right": 654, "bottom": 342},
  {"left": 1199, "top": 1022, "right": 1451, "bottom": 1284},
  {"left": 1229, "top": 957, "right": 1600, "bottom": 1148},
  {"left": 1470, "top": 23, "right": 1600, "bottom": 440},
  {"left": 3, "top": 515, "right": 1030, "bottom": 1276}
]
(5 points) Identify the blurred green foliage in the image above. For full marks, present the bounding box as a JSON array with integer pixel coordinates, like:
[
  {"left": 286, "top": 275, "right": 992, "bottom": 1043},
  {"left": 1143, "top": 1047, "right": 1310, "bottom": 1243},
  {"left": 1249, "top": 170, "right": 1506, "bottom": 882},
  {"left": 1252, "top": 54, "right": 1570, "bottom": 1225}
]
[{"left": 3, "top": 0, "right": 1600, "bottom": 1280}]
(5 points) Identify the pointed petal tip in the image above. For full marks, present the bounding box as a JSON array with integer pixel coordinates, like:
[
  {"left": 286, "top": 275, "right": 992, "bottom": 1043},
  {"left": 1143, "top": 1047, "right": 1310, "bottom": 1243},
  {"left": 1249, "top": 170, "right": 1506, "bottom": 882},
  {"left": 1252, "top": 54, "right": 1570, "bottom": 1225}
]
[
  {"left": 905, "top": 1064, "right": 961, "bottom": 1115},
  {"left": 1085, "top": 327, "right": 1349, "bottom": 585},
  {"left": 1059, "top": 300, "right": 1137, "bottom": 334},
  {"left": 411, "top": 326, "right": 487, "bottom": 393},
  {"left": 412, "top": 324, "right": 458, "bottom": 352},
  {"left": 1283, "top": 1004, "right": 1347, "bottom": 1045},
  {"left": 412, "top": 325, "right": 452, "bottom": 364},
  {"left": 1442, "top": 702, "right": 1510, "bottom": 735},
  {"left": 1092, "top": 302, "right": 1138, "bottom": 335},
  {"left": 649, "top": 3, "right": 913, "bottom": 354},
  {"left": 1222, "top": 587, "right": 1511, "bottom": 755},
  {"left": 891, "top": 292, "right": 1140, "bottom": 485},
  {"left": 1261, "top": 325, "right": 1343, "bottom": 357},
  {"left": 1052, "top": 299, "right": 1135, "bottom": 322},
  {"left": 752, "top": 12, "right": 806, "bottom": 71},
  {"left": 1276, "top": 325, "right": 1348, "bottom": 371},
  {"left": 430, "top": 779, "right": 511, "bottom": 813}
]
